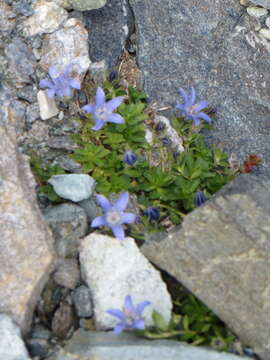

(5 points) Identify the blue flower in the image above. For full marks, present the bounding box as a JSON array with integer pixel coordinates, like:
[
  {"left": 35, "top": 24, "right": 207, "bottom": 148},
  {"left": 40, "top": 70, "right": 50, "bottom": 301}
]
[
  {"left": 176, "top": 87, "right": 212, "bottom": 126},
  {"left": 39, "top": 65, "right": 81, "bottom": 98},
  {"left": 161, "top": 137, "right": 172, "bottom": 146},
  {"left": 123, "top": 150, "right": 137, "bottom": 165},
  {"left": 155, "top": 121, "right": 165, "bottom": 131},
  {"left": 144, "top": 207, "right": 160, "bottom": 221},
  {"left": 91, "top": 192, "right": 136, "bottom": 240},
  {"left": 195, "top": 191, "right": 206, "bottom": 207},
  {"left": 107, "top": 295, "right": 151, "bottom": 334},
  {"left": 82, "top": 87, "right": 124, "bottom": 131}
]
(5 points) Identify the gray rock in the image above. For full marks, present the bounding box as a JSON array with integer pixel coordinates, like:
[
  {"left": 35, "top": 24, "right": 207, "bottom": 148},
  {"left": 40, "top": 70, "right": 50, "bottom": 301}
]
[
  {"left": 5, "top": 38, "right": 36, "bottom": 88},
  {"left": 53, "top": 258, "right": 80, "bottom": 289},
  {"left": 0, "top": 123, "right": 56, "bottom": 334},
  {"left": 79, "top": 234, "right": 172, "bottom": 330},
  {"left": 26, "top": 102, "right": 40, "bottom": 125},
  {"left": 13, "top": 0, "right": 34, "bottom": 16},
  {"left": 40, "top": 18, "right": 91, "bottom": 78},
  {"left": 78, "top": 198, "right": 99, "bottom": 221},
  {"left": 48, "top": 174, "right": 95, "bottom": 202},
  {"left": 54, "top": 155, "right": 82, "bottom": 172},
  {"left": 141, "top": 174, "right": 270, "bottom": 360},
  {"left": 23, "top": 0, "right": 68, "bottom": 36},
  {"left": 71, "top": 0, "right": 106, "bottom": 11},
  {"left": 48, "top": 136, "right": 77, "bottom": 151},
  {"left": 8, "top": 100, "right": 26, "bottom": 136},
  {"left": 129, "top": 0, "right": 270, "bottom": 177},
  {"left": 26, "top": 338, "right": 50, "bottom": 359},
  {"left": 52, "top": 330, "right": 249, "bottom": 360},
  {"left": 249, "top": 0, "right": 270, "bottom": 8},
  {"left": 17, "top": 85, "right": 37, "bottom": 103},
  {"left": 0, "top": 314, "right": 31, "bottom": 360},
  {"left": 44, "top": 203, "right": 88, "bottom": 257},
  {"left": 0, "top": 0, "right": 16, "bottom": 34},
  {"left": 83, "top": 0, "right": 134, "bottom": 68},
  {"left": 72, "top": 285, "right": 93, "bottom": 317}
]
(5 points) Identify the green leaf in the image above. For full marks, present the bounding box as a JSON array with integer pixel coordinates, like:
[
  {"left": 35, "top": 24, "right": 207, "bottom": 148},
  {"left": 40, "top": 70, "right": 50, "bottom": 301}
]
[{"left": 152, "top": 311, "right": 167, "bottom": 332}]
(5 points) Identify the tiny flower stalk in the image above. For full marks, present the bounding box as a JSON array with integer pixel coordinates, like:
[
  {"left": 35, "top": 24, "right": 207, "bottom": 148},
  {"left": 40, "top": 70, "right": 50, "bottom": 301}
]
[
  {"left": 194, "top": 191, "right": 206, "bottom": 207},
  {"left": 91, "top": 192, "right": 136, "bottom": 240},
  {"left": 82, "top": 87, "right": 124, "bottom": 131},
  {"left": 176, "top": 87, "right": 212, "bottom": 126},
  {"left": 107, "top": 295, "right": 151, "bottom": 334}
]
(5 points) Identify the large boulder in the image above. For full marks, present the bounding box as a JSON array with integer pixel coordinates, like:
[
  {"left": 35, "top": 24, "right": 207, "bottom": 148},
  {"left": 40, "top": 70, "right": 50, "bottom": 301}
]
[
  {"left": 52, "top": 330, "right": 250, "bottom": 360},
  {"left": 141, "top": 174, "right": 270, "bottom": 360},
  {"left": 129, "top": 0, "right": 270, "bottom": 177},
  {"left": 0, "top": 115, "right": 56, "bottom": 334}
]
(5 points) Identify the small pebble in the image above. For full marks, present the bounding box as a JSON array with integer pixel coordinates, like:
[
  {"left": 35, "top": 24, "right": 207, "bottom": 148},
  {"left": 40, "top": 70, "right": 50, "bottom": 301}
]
[
  {"left": 247, "top": 6, "right": 268, "bottom": 17},
  {"left": 266, "top": 16, "right": 270, "bottom": 27},
  {"left": 259, "top": 28, "right": 270, "bottom": 39},
  {"left": 72, "top": 285, "right": 93, "bottom": 318},
  {"left": 53, "top": 258, "right": 80, "bottom": 290}
]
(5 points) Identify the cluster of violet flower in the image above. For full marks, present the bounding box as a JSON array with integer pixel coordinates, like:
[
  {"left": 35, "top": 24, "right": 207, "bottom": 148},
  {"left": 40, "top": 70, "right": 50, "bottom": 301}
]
[{"left": 39, "top": 65, "right": 213, "bottom": 334}]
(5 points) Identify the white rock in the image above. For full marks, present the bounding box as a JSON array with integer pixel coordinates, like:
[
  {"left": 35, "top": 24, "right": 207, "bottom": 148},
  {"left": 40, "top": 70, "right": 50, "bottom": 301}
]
[
  {"left": 79, "top": 234, "right": 173, "bottom": 330},
  {"left": 0, "top": 314, "right": 31, "bottom": 360},
  {"left": 48, "top": 174, "right": 95, "bottom": 202},
  {"left": 265, "top": 16, "right": 270, "bottom": 27},
  {"left": 145, "top": 129, "right": 154, "bottom": 144},
  {"left": 247, "top": 6, "right": 268, "bottom": 17},
  {"left": 155, "top": 115, "right": 185, "bottom": 152},
  {"left": 23, "top": 0, "right": 68, "bottom": 37},
  {"left": 259, "top": 28, "right": 270, "bottom": 39},
  {"left": 37, "top": 90, "right": 59, "bottom": 120},
  {"left": 40, "top": 18, "right": 91, "bottom": 77},
  {"left": 70, "top": 0, "right": 106, "bottom": 11}
]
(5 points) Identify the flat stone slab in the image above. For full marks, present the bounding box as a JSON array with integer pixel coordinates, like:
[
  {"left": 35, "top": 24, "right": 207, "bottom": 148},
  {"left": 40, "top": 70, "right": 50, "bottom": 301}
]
[
  {"left": 141, "top": 174, "right": 270, "bottom": 360},
  {"left": 129, "top": 0, "right": 270, "bottom": 177},
  {"left": 53, "top": 330, "right": 249, "bottom": 360},
  {"left": 0, "top": 121, "right": 56, "bottom": 334}
]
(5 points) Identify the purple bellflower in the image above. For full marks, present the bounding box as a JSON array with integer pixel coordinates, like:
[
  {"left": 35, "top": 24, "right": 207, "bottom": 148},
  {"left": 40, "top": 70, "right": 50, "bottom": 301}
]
[
  {"left": 195, "top": 191, "right": 206, "bottom": 207},
  {"left": 39, "top": 65, "right": 81, "bottom": 98},
  {"left": 91, "top": 191, "right": 136, "bottom": 240},
  {"left": 123, "top": 150, "right": 137, "bottom": 165},
  {"left": 176, "top": 87, "right": 212, "bottom": 126},
  {"left": 82, "top": 87, "right": 124, "bottom": 131},
  {"left": 107, "top": 295, "right": 151, "bottom": 334},
  {"left": 144, "top": 207, "right": 160, "bottom": 221}
]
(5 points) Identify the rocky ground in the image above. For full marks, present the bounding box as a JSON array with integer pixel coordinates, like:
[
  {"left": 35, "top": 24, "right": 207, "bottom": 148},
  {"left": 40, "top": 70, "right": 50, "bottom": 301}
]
[{"left": 1, "top": 0, "right": 270, "bottom": 359}]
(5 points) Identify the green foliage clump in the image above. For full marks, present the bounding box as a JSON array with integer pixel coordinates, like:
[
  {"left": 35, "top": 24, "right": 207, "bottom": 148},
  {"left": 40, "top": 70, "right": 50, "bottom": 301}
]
[
  {"left": 30, "top": 155, "right": 65, "bottom": 203},
  {"left": 70, "top": 79, "right": 236, "bottom": 231},
  {"left": 138, "top": 295, "right": 234, "bottom": 351}
]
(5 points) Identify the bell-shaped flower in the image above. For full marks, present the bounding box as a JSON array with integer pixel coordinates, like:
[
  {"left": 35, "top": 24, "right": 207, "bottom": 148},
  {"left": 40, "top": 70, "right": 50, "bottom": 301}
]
[
  {"left": 82, "top": 87, "right": 124, "bottom": 131},
  {"left": 107, "top": 295, "right": 151, "bottom": 334},
  {"left": 91, "top": 191, "right": 136, "bottom": 240},
  {"left": 176, "top": 87, "right": 212, "bottom": 126}
]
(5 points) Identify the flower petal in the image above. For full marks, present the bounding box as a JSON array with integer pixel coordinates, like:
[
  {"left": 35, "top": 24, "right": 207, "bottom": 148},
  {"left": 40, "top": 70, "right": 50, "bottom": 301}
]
[
  {"left": 124, "top": 295, "right": 134, "bottom": 313},
  {"left": 92, "top": 119, "right": 105, "bottom": 131},
  {"left": 195, "top": 101, "right": 208, "bottom": 112},
  {"left": 95, "top": 87, "right": 106, "bottom": 107},
  {"left": 69, "top": 78, "right": 81, "bottom": 90},
  {"left": 178, "top": 88, "right": 188, "bottom": 105},
  {"left": 91, "top": 216, "right": 106, "bottom": 228},
  {"left": 107, "top": 113, "right": 125, "bottom": 124},
  {"left": 133, "top": 319, "right": 145, "bottom": 330},
  {"left": 111, "top": 225, "right": 125, "bottom": 240},
  {"left": 96, "top": 194, "right": 111, "bottom": 212},
  {"left": 114, "top": 192, "right": 129, "bottom": 212},
  {"left": 62, "top": 86, "right": 72, "bottom": 97},
  {"left": 113, "top": 323, "right": 126, "bottom": 335},
  {"left": 188, "top": 87, "right": 196, "bottom": 107},
  {"left": 82, "top": 104, "right": 95, "bottom": 113},
  {"left": 136, "top": 301, "right": 151, "bottom": 316},
  {"left": 39, "top": 79, "right": 53, "bottom": 89},
  {"left": 106, "top": 309, "right": 125, "bottom": 320},
  {"left": 47, "top": 88, "right": 56, "bottom": 98},
  {"left": 106, "top": 96, "right": 124, "bottom": 111},
  {"left": 193, "top": 116, "right": 201, "bottom": 126},
  {"left": 121, "top": 213, "right": 136, "bottom": 225},
  {"left": 49, "top": 66, "right": 59, "bottom": 78},
  {"left": 197, "top": 112, "right": 212, "bottom": 123}
]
